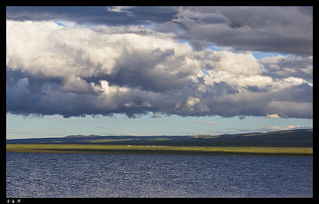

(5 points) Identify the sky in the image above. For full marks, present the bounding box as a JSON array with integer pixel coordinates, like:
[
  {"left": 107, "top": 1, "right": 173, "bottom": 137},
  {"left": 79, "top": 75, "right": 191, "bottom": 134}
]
[{"left": 6, "top": 6, "right": 313, "bottom": 139}]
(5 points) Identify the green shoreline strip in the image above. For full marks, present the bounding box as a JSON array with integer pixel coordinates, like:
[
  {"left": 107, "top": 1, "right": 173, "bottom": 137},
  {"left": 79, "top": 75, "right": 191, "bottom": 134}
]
[{"left": 6, "top": 144, "right": 313, "bottom": 156}]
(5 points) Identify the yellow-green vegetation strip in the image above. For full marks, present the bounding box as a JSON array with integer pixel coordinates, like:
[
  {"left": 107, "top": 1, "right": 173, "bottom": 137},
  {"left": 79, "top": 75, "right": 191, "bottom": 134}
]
[{"left": 6, "top": 144, "right": 312, "bottom": 155}]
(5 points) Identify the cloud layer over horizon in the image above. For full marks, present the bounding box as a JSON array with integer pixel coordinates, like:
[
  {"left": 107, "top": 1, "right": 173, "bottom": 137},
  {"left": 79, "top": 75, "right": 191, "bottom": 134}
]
[{"left": 6, "top": 7, "right": 313, "bottom": 119}]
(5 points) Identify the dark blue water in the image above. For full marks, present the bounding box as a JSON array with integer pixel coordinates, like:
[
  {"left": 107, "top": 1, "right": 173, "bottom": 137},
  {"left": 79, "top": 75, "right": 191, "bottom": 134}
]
[{"left": 6, "top": 153, "right": 312, "bottom": 198}]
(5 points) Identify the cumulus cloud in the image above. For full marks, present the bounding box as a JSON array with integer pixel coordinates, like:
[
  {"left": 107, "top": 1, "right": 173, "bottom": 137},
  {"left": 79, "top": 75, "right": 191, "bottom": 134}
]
[
  {"left": 266, "top": 114, "right": 281, "bottom": 119},
  {"left": 6, "top": 20, "right": 313, "bottom": 118},
  {"left": 7, "top": 6, "right": 312, "bottom": 56}
]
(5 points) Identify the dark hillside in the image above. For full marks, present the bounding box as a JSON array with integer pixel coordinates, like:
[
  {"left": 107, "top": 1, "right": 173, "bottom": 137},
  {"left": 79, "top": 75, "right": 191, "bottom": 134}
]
[{"left": 6, "top": 129, "right": 313, "bottom": 147}]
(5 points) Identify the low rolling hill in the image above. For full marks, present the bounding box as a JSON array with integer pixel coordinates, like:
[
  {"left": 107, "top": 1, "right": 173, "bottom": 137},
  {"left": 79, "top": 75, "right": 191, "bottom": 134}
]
[{"left": 6, "top": 129, "right": 313, "bottom": 147}]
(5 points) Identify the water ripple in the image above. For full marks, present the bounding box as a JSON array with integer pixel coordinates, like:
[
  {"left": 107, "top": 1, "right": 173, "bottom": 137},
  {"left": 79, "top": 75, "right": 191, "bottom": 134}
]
[{"left": 6, "top": 153, "right": 312, "bottom": 198}]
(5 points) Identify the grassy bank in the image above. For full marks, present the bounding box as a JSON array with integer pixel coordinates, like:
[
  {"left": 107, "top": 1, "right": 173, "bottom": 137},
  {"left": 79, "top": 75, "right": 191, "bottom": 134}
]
[{"left": 6, "top": 144, "right": 313, "bottom": 156}]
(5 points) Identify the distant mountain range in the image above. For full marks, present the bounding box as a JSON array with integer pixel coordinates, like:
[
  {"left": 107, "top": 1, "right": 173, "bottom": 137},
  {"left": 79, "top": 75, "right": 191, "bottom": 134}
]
[{"left": 6, "top": 129, "right": 313, "bottom": 147}]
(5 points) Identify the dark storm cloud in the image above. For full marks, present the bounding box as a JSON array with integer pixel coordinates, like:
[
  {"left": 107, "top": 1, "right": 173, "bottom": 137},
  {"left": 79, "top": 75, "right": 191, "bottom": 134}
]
[
  {"left": 8, "top": 68, "right": 312, "bottom": 119},
  {"left": 7, "top": 69, "right": 64, "bottom": 94},
  {"left": 103, "top": 48, "right": 194, "bottom": 92},
  {"left": 260, "top": 55, "right": 313, "bottom": 82},
  {"left": 201, "top": 83, "right": 312, "bottom": 118},
  {"left": 6, "top": 73, "right": 165, "bottom": 118},
  {"left": 6, "top": 6, "right": 178, "bottom": 26},
  {"left": 172, "top": 6, "right": 313, "bottom": 55},
  {"left": 7, "top": 70, "right": 313, "bottom": 119}
]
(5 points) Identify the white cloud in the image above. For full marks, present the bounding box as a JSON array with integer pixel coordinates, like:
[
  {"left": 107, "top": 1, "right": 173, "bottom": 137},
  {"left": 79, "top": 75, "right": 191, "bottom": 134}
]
[
  {"left": 266, "top": 125, "right": 301, "bottom": 131},
  {"left": 6, "top": 20, "right": 197, "bottom": 81},
  {"left": 266, "top": 114, "right": 281, "bottom": 119},
  {"left": 6, "top": 20, "right": 313, "bottom": 118},
  {"left": 106, "top": 6, "right": 135, "bottom": 14},
  {"left": 186, "top": 97, "right": 200, "bottom": 108},
  {"left": 209, "top": 51, "right": 261, "bottom": 76}
]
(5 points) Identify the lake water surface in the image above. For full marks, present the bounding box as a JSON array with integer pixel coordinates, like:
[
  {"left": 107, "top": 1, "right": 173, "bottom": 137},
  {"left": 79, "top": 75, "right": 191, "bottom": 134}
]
[{"left": 6, "top": 152, "right": 312, "bottom": 198}]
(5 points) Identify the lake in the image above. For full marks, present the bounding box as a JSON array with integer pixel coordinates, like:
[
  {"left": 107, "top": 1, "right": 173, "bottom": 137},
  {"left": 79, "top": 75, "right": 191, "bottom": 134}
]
[{"left": 6, "top": 152, "right": 312, "bottom": 198}]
